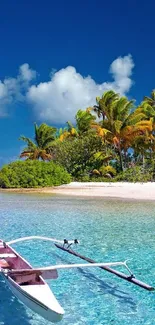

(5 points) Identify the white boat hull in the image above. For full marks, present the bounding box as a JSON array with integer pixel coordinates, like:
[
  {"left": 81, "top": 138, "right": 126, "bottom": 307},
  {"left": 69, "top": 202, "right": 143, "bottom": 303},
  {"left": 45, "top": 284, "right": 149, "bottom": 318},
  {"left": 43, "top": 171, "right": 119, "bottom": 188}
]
[{"left": 2, "top": 273, "right": 64, "bottom": 323}]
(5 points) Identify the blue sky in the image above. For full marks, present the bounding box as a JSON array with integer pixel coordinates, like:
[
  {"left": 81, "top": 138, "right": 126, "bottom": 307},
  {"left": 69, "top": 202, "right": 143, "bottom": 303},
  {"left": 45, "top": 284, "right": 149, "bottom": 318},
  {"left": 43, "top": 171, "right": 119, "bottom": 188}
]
[{"left": 0, "top": 0, "right": 155, "bottom": 166}]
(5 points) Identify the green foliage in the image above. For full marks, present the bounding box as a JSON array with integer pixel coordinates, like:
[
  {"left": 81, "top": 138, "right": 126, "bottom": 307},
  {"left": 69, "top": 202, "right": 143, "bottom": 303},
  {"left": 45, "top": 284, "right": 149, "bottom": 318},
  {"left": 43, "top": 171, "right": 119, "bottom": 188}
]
[
  {"left": 94, "top": 90, "right": 119, "bottom": 120},
  {"left": 90, "top": 176, "right": 116, "bottom": 182},
  {"left": 0, "top": 160, "right": 71, "bottom": 188},
  {"left": 77, "top": 174, "right": 90, "bottom": 182},
  {"left": 99, "top": 165, "right": 117, "bottom": 177},
  {"left": 91, "top": 150, "right": 114, "bottom": 170},
  {"left": 7, "top": 89, "right": 155, "bottom": 185},
  {"left": 51, "top": 134, "right": 104, "bottom": 177},
  {"left": 75, "top": 109, "right": 96, "bottom": 134},
  {"left": 20, "top": 123, "right": 57, "bottom": 160},
  {"left": 77, "top": 175, "right": 117, "bottom": 182},
  {"left": 115, "top": 166, "right": 153, "bottom": 182}
]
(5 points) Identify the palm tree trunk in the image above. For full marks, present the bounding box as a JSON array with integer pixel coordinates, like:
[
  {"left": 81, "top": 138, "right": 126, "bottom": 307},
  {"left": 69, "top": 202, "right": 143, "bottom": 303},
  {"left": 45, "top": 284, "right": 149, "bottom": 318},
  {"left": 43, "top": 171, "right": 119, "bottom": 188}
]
[
  {"left": 117, "top": 143, "right": 124, "bottom": 171},
  {"left": 124, "top": 150, "right": 127, "bottom": 169},
  {"left": 142, "top": 153, "right": 145, "bottom": 170}
]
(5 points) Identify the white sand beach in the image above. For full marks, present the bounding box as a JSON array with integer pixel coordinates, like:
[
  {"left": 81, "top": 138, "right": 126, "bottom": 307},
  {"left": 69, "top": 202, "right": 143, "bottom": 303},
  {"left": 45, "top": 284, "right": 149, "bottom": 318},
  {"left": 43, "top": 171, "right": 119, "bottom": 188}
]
[
  {"left": 48, "top": 182, "right": 155, "bottom": 200},
  {"left": 3, "top": 182, "right": 155, "bottom": 200}
]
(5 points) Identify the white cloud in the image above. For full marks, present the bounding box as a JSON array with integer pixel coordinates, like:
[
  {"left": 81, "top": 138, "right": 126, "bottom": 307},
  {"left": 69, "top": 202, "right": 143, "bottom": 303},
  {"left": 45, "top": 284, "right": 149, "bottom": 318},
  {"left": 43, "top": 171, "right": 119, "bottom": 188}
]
[
  {"left": 27, "top": 54, "right": 134, "bottom": 123},
  {"left": 0, "top": 64, "right": 36, "bottom": 116},
  {"left": 19, "top": 63, "right": 36, "bottom": 82},
  {"left": 0, "top": 54, "right": 134, "bottom": 122},
  {"left": 109, "top": 54, "right": 134, "bottom": 94}
]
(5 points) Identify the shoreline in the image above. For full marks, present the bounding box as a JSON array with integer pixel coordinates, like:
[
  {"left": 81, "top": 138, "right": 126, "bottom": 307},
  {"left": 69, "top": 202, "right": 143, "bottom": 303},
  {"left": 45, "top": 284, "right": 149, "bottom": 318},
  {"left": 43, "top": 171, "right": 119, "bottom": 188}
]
[{"left": 0, "top": 182, "right": 155, "bottom": 201}]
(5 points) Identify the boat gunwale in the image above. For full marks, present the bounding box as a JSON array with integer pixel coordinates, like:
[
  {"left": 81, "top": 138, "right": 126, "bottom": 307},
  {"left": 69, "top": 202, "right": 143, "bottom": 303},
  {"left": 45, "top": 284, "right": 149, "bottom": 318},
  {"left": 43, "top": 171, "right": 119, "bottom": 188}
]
[
  {"left": 0, "top": 240, "right": 45, "bottom": 285},
  {"left": 0, "top": 240, "right": 64, "bottom": 319}
]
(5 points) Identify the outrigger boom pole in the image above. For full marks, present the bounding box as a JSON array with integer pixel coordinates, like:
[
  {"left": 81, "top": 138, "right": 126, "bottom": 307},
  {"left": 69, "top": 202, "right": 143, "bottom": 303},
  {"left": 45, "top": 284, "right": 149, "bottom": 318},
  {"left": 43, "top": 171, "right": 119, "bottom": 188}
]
[
  {"left": 55, "top": 243, "right": 154, "bottom": 292},
  {"left": 5, "top": 236, "right": 154, "bottom": 292}
]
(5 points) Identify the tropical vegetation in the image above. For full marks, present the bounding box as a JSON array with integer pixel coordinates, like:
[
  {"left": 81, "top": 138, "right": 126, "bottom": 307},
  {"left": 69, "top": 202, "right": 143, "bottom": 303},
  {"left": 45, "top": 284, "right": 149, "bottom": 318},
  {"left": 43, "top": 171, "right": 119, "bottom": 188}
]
[
  {"left": 19, "top": 123, "right": 56, "bottom": 160},
  {"left": 0, "top": 161, "right": 71, "bottom": 188},
  {"left": 1, "top": 89, "right": 155, "bottom": 187}
]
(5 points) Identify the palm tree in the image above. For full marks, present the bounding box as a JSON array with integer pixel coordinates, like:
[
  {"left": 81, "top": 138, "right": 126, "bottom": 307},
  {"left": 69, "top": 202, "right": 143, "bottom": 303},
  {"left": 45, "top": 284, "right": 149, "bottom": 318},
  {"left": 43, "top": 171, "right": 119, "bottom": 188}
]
[
  {"left": 66, "top": 121, "right": 78, "bottom": 137},
  {"left": 140, "top": 89, "right": 155, "bottom": 162},
  {"left": 19, "top": 123, "right": 57, "bottom": 160},
  {"left": 75, "top": 109, "right": 96, "bottom": 135},
  {"left": 143, "top": 89, "right": 155, "bottom": 107},
  {"left": 93, "top": 93, "right": 151, "bottom": 170},
  {"left": 93, "top": 90, "right": 119, "bottom": 121},
  {"left": 57, "top": 121, "right": 78, "bottom": 142},
  {"left": 141, "top": 90, "right": 155, "bottom": 128},
  {"left": 132, "top": 131, "right": 154, "bottom": 168}
]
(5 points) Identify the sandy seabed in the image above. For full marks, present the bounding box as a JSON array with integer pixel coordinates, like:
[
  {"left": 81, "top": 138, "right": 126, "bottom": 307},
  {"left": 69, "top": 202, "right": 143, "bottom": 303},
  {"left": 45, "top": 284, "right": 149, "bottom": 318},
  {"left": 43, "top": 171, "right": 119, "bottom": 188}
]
[{"left": 1, "top": 182, "right": 155, "bottom": 201}]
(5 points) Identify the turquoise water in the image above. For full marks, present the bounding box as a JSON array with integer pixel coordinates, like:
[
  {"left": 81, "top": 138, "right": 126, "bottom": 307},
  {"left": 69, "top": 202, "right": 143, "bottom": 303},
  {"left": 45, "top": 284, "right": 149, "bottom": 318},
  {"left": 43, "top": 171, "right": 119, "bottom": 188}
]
[{"left": 0, "top": 193, "right": 154, "bottom": 325}]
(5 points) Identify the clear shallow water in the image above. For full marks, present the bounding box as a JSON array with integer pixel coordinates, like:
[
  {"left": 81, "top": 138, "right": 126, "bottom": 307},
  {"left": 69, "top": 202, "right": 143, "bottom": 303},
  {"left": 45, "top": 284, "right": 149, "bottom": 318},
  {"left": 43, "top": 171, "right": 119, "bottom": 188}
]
[{"left": 0, "top": 193, "right": 154, "bottom": 325}]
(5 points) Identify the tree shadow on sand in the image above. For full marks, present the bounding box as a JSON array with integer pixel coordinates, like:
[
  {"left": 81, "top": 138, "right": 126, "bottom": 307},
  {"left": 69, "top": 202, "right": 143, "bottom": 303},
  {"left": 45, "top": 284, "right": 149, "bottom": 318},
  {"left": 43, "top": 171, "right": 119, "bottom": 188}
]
[{"left": 0, "top": 277, "right": 33, "bottom": 325}]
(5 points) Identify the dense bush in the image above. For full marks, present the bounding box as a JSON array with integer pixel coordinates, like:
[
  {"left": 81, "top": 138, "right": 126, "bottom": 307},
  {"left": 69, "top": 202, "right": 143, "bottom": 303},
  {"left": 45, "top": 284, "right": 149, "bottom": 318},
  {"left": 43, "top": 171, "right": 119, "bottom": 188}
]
[
  {"left": 70, "top": 166, "right": 153, "bottom": 182},
  {"left": 0, "top": 160, "right": 71, "bottom": 188},
  {"left": 51, "top": 135, "right": 104, "bottom": 177},
  {"left": 77, "top": 175, "right": 116, "bottom": 182},
  {"left": 115, "top": 166, "right": 153, "bottom": 182}
]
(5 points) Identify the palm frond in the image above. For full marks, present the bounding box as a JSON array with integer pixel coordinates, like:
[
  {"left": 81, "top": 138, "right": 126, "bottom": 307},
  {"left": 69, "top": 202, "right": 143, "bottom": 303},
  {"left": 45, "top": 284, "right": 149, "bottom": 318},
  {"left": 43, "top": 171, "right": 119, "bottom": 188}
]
[
  {"left": 143, "top": 89, "right": 155, "bottom": 106},
  {"left": 20, "top": 151, "right": 34, "bottom": 159},
  {"left": 126, "top": 112, "right": 147, "bottom": 126},
  {"left": 113, "top": 120, "right": 123, "bottom": 133},
  {"left": 19, "top": 136, "right": 36, "bottom": 149},
  {"left": 42, "top": 135, "right": 56, "bottom": 148},
  {"left": 141, "top": 102, "right": 155, "bottom": 117},
  {"left": 114, "top": 98, "right": 134, "bottom": 122},
  {"left": 40, "top": 150, "right": 52, "bottom": 161}
]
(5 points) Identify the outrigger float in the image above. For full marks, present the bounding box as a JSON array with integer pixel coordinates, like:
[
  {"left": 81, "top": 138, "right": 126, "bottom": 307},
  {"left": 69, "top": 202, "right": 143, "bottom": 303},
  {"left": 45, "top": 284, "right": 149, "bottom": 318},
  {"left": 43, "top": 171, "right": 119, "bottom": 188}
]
[{"left": 0, "top": 236, "right": 154, "bottom": 323}]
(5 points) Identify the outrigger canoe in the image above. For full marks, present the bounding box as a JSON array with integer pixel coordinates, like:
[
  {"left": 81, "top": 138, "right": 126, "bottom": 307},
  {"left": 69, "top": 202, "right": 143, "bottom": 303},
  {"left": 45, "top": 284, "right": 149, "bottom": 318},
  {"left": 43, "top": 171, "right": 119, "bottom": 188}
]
[
  {"left": 0, "top": 236, "right": 154, "bottom": 323},
  {"left": 0, "top": 238, "right": 64, "bottom": 323}
]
